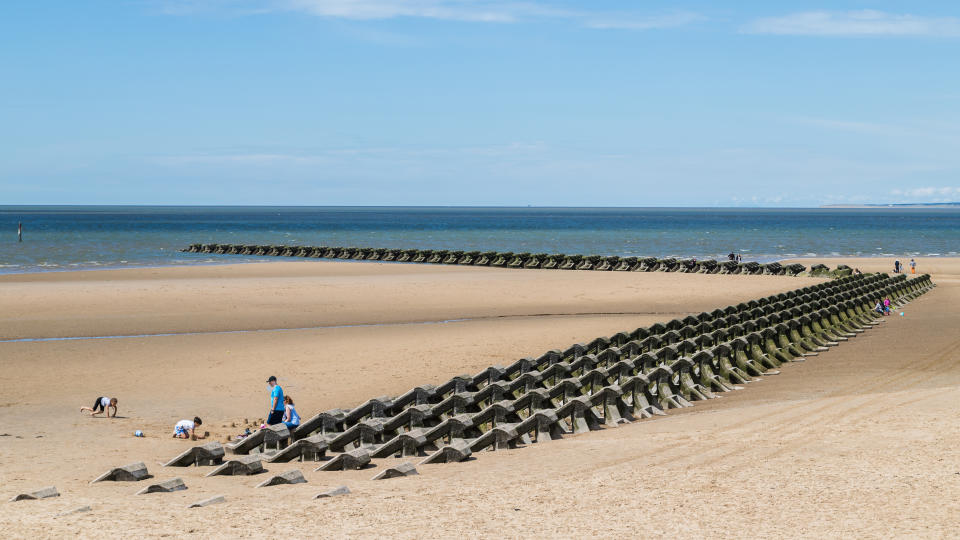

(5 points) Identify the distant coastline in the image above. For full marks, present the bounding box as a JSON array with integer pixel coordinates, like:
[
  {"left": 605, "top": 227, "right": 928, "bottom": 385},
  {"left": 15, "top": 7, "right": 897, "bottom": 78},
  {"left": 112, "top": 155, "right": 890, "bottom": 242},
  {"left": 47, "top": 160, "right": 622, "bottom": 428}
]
[{"left": 821, "top": 202, "right": 960, "bottom": 208}]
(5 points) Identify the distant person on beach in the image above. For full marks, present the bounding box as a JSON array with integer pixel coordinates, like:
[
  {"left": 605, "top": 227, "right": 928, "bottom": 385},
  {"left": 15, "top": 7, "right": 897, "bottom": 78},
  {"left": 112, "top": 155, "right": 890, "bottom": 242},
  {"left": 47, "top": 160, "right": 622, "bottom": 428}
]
[
  {"left": 855, "top": 268, "right": 862, "bottom": 275},
  {"left": 894, "top": 260, "right": 901, "bottom": 274},
  {"left": 910, "top": 259, "right": 916, "bottom": 274},
  {"left": 173, "top": 417, "right": 206, "bottom": 439},
  {"left": 728, "top": 252, "right": 736, "bottom": 261},
  {"left": 283, "top": 395, "right": 300, "bottom": 430},
  {"left": 874, "top": 300, "right": 884, "bottom": 315},
  {"left": 883, "top": 298, "right": 892, "bottom": 315},
  {"left": 737, "top": 254, "right": 742, "bottom": 263},
  {"left": 266, "top": 376, "right": 285, "bottom": 425},
  {"left": 79, "top": 396, "right": 118, "bottom": 418},
  {"left": 18, "top": 221, "right": 22, "bottom": 242}
]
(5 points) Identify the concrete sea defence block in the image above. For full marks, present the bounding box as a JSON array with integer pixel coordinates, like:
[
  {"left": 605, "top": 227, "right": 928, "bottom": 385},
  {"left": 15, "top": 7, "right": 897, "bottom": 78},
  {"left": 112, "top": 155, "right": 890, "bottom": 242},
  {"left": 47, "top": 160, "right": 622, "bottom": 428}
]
[
  {"left": 314, "top": 486, "right": 351, "bottom": 499},
  {"left": 419, "top": 440, "right": 472, "bottom": 464},
  {"left": 266, "top": 434, "right": 329, "bottom": 463},
  {"left": 315, "top": 448, "right": 371, "bottom": 471},
  {"left": 188, "top": 495, "right": 226, "bottom": 508},
  {"left": 205, "top": 455, "right": 264, "bottom": 477},
  {"left": 164, "top": 442, "right": 225, "bottom": 467},
  {"left": 371, "top": 462, "right": 418, "bottom": 480},
  {"left": 57, "top": 505, "right": 92, "bottom": 517},
  {"left": 91, "top": 462, "right": 151, "bottom": 483},
  {"left": 255, "top": 469, "right": 307, "bottom": 488},
  {"left": 263, "top": 423, "right": 291, "bottom": 450},
  {"left": 227, "top": 429, "right": 265, "bottom": 454},
  {"left": 9, "top": 486, "right": 59, "bottom": 502},
  {"left": 136, "top": 478, "right": 187, "bottom": 495}
]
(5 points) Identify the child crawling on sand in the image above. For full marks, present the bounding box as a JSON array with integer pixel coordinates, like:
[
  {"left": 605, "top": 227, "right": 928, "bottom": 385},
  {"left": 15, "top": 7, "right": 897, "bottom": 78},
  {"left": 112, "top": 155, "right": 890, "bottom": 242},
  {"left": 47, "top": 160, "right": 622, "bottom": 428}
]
[
  {"left": 80, "top": 396, "right": 118, "bottom": 418},
  {"left": 173, "top": 417, "right": 207, "bottom": 440}
]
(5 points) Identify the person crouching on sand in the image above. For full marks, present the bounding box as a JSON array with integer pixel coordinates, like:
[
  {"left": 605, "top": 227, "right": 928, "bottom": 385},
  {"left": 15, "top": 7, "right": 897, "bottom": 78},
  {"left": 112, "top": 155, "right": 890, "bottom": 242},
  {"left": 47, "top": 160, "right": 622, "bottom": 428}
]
[
  {"left": 80, "top": 396, "right": 118, "bottom": 418},
  {"left": 173, "top": 417, "right": 207, "bottom": 440},
  {"left": 283, "top": 395, "right": 301, "bottom": 430}
]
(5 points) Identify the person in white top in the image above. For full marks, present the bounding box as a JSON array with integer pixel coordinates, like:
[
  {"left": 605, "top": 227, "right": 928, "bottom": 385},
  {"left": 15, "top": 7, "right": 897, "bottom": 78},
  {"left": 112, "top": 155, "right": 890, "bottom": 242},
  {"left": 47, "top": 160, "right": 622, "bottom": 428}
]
[
  {"left": 283, "top": 396, "right": 301, "bottom": 430},
  {"left": 173, "top": 417, "right": 206, "bottom": 439},
  {"left": 80, "top": 396, "right": 118, "bottom": 418}
]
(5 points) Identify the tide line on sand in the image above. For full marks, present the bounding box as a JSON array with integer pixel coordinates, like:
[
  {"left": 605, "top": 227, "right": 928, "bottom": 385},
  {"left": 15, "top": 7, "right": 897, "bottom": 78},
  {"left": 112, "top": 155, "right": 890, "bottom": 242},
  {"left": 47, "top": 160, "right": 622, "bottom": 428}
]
[{"left": 0, "top": 310, "right": 678, "bottom": 344}]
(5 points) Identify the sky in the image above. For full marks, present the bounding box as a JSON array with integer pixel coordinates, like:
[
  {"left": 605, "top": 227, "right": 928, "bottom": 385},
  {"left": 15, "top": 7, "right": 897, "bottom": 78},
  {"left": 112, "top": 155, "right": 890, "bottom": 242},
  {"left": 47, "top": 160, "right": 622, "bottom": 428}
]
[{"left": 1, "top": 1, "right": 959, "bottom": 206}]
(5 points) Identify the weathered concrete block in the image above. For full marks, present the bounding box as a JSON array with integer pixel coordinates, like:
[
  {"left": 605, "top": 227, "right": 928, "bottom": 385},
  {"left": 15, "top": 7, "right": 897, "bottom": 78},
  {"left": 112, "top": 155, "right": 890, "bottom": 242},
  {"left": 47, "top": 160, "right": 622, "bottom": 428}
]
[
  {"left": 9, "top": 486, "right": 59, "bottom": 501},
  {"left": 371, "top": 462, "right": 418, "bottom": 480},
  {"left": 227, "top": 430, "right": 264, "bottom": 455},
  {"left": 255, "top": 469, "right": 306, "bottom": 488},
  {"left": 91, "top": 462, "right": 150, "bottom": 483},
  {"left": 57, "top": 505, "right": 92, "bottom": 517},
  {"left": 205, "top": 455, "right": 263, "bottom": 477},
  {"left": 315, "top": 448, "right": 371, "bottom": 471},
  {"left": 266, "top": 434, "right": 328, "bottom": 463},
  {"left": 164, "top": 442, "right": 225, "bottom": 467},
  {"left": 136, "top": 478, "right": 187, "bottom": 495},
  {"left": 314, "top": 485, "right": 351, "bottom": 499},
  {"left": 263, "top": 423, "right": 291, "bottom": 451},
  {"left": 188, "top": 495, "right": 226, "bottom": 508},
  {"left": 419, "top": 440, "right": 472, "bottom": 464}
]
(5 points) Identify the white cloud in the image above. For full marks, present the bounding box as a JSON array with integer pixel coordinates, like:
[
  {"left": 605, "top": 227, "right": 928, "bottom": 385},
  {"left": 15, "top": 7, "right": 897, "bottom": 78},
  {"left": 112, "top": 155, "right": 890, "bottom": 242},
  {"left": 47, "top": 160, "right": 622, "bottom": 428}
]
[
  {"left": 743, "top": 10, "right": 960, "bottom": 37},
  {"left": 284, "top": 0, "right": 524, "bottom": 22},
  {"left": 155, "top": 0, "right": 701, "bottom": 29}
]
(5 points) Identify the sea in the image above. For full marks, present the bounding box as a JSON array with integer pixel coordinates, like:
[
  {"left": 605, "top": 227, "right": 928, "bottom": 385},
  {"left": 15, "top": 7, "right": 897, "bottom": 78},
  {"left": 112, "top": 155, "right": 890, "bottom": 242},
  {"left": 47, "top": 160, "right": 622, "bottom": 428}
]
[{"left": 0, "top": 206, "right": 957, "bottom": 274}]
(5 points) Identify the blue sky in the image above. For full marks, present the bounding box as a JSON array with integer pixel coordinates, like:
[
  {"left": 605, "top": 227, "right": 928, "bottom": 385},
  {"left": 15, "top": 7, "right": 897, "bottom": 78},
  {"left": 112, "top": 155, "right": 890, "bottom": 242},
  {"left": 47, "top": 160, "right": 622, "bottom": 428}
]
[{"left": 2, "top": 1, "right": 959, "bottom": 206}]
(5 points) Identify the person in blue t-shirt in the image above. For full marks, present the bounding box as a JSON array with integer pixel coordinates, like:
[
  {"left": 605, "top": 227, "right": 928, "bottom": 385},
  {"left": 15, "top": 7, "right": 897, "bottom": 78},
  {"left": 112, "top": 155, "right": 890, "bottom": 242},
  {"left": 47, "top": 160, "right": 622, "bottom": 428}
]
[{"left": 266, "top": 375, "right": 285, "bottom": 425}]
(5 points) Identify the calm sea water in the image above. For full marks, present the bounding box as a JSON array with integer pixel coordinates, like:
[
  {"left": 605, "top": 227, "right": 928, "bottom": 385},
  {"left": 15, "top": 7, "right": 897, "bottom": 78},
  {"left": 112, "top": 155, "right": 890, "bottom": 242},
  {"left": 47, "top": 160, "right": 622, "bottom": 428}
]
[{"left": 0, "top": 206, "right": 957, "bottom": 274}]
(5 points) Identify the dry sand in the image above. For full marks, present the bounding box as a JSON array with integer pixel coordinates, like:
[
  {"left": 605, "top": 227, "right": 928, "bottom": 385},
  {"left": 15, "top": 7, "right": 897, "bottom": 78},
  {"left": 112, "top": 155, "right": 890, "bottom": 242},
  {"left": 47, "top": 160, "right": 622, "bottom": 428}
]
[{"left": 0, "top": 259, "right": 957, "bottom": 538}]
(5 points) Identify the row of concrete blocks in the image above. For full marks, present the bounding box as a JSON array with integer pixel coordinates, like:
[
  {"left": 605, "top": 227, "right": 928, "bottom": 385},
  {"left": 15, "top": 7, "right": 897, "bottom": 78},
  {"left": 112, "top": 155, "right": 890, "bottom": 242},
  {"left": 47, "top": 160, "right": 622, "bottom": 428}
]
[
  {"left": 248, "top": 273, "right": 928, "bottom": 439},
  {"left": 89, "top": 455, "right": 418, "bottom": 486},
  {"left": 183, "top": 243, "right": 846, "bottom": 277},
  {"left": 220, "top": 273, "right": 933, "bottom": 465},
  {"left": 269, "top": 272, "right": 928, "bottom": 433}
]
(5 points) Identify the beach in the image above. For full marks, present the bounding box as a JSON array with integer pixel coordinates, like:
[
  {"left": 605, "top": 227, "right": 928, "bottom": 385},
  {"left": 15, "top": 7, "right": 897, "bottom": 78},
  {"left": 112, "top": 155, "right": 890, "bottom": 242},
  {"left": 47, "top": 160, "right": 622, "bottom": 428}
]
[{"left": 1, "top": 259, "right": 958, "bottom": 538}]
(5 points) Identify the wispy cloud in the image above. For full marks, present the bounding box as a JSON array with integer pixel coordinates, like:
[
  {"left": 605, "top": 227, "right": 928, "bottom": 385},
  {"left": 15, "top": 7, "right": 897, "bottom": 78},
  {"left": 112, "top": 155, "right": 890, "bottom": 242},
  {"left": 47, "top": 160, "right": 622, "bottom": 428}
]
[
  {"left": 789, "top": 116, "right": 960, "bottom": 148},
  {"left": 743, "top": 10, "right": 960, "bottom": 37},
  {"left": 583, "top": 11, "right": 703, "bottom": 31},
  {"left": 154, "top": 0, "right": 702, "bottom": 29},
  {"left": 890, "top": 186, "right": 960, "bottom": 201},
  {"left": 791, "top": 117, "right": 909, "bottom": 137},
  {"left": 153, "top": 141, "right": 551, "bottom": 166}
]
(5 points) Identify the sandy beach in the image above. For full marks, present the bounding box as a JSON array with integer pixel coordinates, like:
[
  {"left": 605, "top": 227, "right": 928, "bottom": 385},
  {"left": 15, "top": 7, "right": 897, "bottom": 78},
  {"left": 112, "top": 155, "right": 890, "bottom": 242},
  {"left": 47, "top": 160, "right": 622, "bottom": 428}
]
[{"left": 1, "top": 258, "right": 957, "bottom": 538}]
